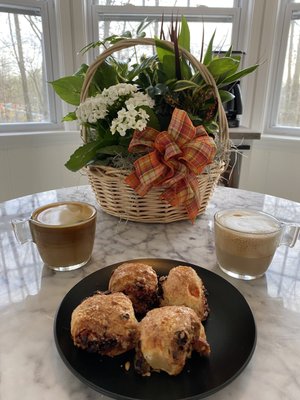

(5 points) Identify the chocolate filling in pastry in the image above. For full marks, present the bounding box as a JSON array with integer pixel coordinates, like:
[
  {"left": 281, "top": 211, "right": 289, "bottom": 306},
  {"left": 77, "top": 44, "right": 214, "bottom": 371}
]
[
  {"left": 135, "top": 305, "right": 210, "bottom": 376},
  {"left": 71, "top": 292, "right": 139, "bottom": 357},
  {"left": 109, "top": 262, "right": 159, "bottom": 317}
]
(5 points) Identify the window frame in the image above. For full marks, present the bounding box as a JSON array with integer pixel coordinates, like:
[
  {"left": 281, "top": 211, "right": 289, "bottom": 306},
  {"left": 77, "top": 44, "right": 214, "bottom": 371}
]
[
  {"left": 84, "top": 0, "right": 255, "bottom": 129},
  {"left": 86, "top": 1, "right": 246, "bottom": 63},
  {"left": 0, "top": 0, "right": 62, "bottom": 134},
  {"left": 265, "top": 0, "right": 300, "bottom": 137}
]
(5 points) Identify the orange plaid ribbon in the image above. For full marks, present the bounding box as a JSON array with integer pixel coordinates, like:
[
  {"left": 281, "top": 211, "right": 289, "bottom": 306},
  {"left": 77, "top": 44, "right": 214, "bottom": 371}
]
[{"left": 125, "top": 108, "right": 217, "bottom": 221}]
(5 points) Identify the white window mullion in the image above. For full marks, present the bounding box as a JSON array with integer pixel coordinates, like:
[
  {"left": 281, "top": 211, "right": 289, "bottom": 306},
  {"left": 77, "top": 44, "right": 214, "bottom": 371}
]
[
  {"left": 265, "top": 1, "right": 300, "bottom": 136},
  {"left": 42, "top": 0, "right": 60, "bottom": 125}
]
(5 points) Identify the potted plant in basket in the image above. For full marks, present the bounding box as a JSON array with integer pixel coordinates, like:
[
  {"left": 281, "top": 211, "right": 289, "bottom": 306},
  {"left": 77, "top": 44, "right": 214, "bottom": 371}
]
[{"left": 51, "top": 17, "right": 258, "bottom": 223}]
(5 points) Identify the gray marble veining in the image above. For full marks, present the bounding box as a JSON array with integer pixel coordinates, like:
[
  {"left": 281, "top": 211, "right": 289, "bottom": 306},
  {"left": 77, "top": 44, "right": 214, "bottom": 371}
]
[{"left": 0, "top": 186, "right": 300, "bottom": 400}]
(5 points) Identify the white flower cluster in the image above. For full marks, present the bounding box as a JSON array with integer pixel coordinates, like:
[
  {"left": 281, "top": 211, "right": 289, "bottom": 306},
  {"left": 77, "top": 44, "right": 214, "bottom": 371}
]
[
  {"left": 76, "top": 83, "right": 155, "bottom": 136},
  {"left": 75, "top": 94, "right": 107, "bottom": 124}
]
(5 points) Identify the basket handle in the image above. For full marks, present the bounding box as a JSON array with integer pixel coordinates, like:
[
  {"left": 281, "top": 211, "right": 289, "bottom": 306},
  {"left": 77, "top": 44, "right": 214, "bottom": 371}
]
[{"left": 80, "top": 38, "right": 229, "bottom": 156}]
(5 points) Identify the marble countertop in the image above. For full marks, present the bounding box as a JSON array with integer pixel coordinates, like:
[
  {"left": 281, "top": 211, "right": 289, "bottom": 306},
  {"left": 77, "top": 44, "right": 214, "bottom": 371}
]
[{"left": 0, "top": 185, "right": 299, "bottom": 400}]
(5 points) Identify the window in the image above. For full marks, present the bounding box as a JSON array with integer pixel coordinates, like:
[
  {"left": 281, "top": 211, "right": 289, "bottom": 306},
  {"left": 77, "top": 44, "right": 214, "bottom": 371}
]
[
  {"left": 87, "top": 1, "right": 246, "bottom": 63},
  {"left": 0, "top": 0, "right": 60, "bottom": 133},
  {"left": 0, "top": 0, "right": 256, "bottom": 134},
  {"left": 267, "top": 0, "right": 300, "bottom": 135}
]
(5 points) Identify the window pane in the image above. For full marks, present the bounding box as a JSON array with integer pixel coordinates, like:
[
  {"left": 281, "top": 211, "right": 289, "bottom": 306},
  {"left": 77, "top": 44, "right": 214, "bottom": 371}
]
[
  {"left": 276, "top": 12, "right": 300, "bottom": 128},
  {"left": 96, "top": 1, "right": 234, "bottom": 6},
  {"left": 0, "top": 9, "right": 49, "bottom": 124},
  {"left": 98, "top": 18, "right": 232, "bottom": 61}
]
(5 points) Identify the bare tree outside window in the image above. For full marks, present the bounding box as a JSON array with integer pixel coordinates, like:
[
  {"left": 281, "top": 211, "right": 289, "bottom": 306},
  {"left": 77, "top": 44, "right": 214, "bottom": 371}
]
[
  {"left": 277, "top": 14, "right": 300, "bottom": 128},
  {"left": 0, "top": 10, "right": 48, "bottom": 124},
  {"left": 98, "top": 19, "right": 232, "bottom": 62},
  {"left": 96, "top": 0, "right": 234, "bottom": 6}
]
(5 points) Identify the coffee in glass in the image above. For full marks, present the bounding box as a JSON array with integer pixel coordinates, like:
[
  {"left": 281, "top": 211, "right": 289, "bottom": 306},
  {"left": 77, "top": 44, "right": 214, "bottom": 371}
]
[
  {"left": 214, "top": 208, "right": 299, "bottom": 280},
  {"left": 12, "top": 201, "right": 97, "bottom": 271}
]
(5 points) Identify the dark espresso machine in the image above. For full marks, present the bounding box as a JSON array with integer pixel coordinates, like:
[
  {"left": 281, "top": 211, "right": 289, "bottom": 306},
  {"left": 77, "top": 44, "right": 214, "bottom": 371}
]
[
  {"left": 216, "top": 52, "right": 250, "bottom": 187},
  {"left": 222, "top": 81, "right": 243, "bottom": 128},
  {"left": 215, "top": 51, "right": 244, "bottom": 127}
]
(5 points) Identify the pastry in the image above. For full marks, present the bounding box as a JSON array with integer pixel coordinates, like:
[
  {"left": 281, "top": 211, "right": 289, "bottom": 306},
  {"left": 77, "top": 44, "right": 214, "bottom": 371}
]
[
  {"left": 160, "top": 265, "right": 209, "bottom": 320},
  {"left": 71, "top": 292, "right": 139, "bottom": 357},
  {"left": 134, "top": 305, "right": 210, "bottom": 376},
  {"left": 109, "top": 262, "right": 159, "bottom": 317}
]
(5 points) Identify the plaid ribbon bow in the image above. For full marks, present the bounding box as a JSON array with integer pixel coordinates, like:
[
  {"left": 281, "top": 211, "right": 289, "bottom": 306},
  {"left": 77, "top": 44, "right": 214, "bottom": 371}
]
[{"left": 125, "top": 108, "right": 217, "bottom": 221}]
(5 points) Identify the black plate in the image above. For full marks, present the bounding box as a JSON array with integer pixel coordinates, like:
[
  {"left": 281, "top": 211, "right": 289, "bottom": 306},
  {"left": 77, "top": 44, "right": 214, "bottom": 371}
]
[{"left": 54, "top": 259, "right": 256, "bottom": 400}]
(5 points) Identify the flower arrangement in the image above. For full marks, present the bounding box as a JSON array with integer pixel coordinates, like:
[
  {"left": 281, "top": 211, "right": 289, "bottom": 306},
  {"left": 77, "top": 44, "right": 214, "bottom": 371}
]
[{"left": 51, "top": 17, "right": 258, "bottom": 221}]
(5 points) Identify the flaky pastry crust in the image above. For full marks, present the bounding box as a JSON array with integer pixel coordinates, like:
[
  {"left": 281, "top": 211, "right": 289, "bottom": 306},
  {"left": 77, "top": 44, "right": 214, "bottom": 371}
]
[
  {"left": 71, "top": 292, "right": 139, "bottom": 357},
  {"left": 135, "top": 305, "right": 210, "bottom": 376},
  {"left": 109, "top": 262, "right": 158, "bottom": 316},
  {"left": 160, "top": 265, "right": 209, "bottom": 321}
]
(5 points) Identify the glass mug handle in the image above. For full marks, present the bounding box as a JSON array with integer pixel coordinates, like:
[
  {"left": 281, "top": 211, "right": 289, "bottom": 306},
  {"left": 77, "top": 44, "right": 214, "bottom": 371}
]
[
  {"left": 280, "top": 224, "right": 300, "bottom": 248},
  {"left": 11, "top": 219, "right": 33, "bottom": 244}
]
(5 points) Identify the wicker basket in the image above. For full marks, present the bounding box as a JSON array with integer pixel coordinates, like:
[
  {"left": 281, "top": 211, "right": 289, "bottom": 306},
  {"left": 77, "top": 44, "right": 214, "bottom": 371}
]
[{"left": 81, "top": 38, "right": 230, "bottom": 223}]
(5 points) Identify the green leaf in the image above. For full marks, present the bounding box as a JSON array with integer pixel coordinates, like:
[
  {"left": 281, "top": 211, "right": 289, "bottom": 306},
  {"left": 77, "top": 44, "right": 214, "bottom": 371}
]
[
  {"left": 110, "top": 59, "right": 128, "bottom": 80},
  {"left": 155, "top": 38, "right": 174, "bottom": 65},
  {"left": 62, "top": 111, "right": 77, "bottom": 122},
  {"left": 50, "top": 76, "right": 83, "bottom": 106},
  {"left": 126, "top": 55, "right": 157, "bottom": 81},
  {"left": 219, "top": 89, "right": 236, "bottom": 103},
  {"left": 65, "top": 140, "right": 105, "bottom": 172},
  {"left": 160, "top": 55, "right": 176, "bottom": 80},
  {"left": 93, "top": 61, "right": 119, "bottom": 90},
  {"left": 136, "top": 18, "right": 153, "bottom": 37},
  {"left": 119, "top": 135, "right": 132, "bottom": 147},
  {"left": 207, "top": 58, "right": 239, "bottom": 79},
  {"left": 203, "top": 31, "right": 216, "bottom": 65},
  {"left": 180, "top": 58, "right": 193, "bottom": 79},
  {"left": 178, "top": 16, "right": 190, "bottom": 52},
  {"left": 122, "top": 31, "right": 132, "bottom": 38},
  {"left": 139, "top": 105, "right": 160, "bottom": 130},
  {"left": 74, "top": 64, "right": 88, "bottom": 77},
  {"left": 203, "top": 120, "right": 219, "bottom": 134},
  {"left": 97, "top": 145, "right": 128, "bottom": 156},
  {"left": 147, "top": 83, "right": 168, "bottom": 97},
  {"left": 173, "top": 80, "right": 201, "bottom": 92},
  {"left": 190, "top": 72, "right": 204, "bottom": 85},
  {"left": 224, "top": 46, "right": 232, "bottom": 58},
  {"left": 221, "top": 64, "right": 259, "bottom": 85}
]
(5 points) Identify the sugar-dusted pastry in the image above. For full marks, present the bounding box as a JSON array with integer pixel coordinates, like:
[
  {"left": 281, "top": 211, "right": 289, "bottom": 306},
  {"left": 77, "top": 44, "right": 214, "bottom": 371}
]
[
  {"left": 108, "top": 262, "right": 159, "bottom": 317},
  {"left": 135, "top": 305, "right": 210, "bottom": 376},
  {"left": 71, "top": 292, "right": 139, "bottom": 357},
  {"left": 160, "top": 265, "right": 209, "bottom": 321}
]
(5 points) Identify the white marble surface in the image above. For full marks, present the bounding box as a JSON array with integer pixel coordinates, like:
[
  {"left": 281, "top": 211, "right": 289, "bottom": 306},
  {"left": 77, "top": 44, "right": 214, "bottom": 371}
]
[{"left": 0, "top": 185, "right": 300, "bottom": 400}]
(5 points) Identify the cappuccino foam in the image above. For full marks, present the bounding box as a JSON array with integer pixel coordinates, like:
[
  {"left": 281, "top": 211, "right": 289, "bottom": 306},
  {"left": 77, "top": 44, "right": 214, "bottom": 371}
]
[
  {"left": 218, "top": 210, "right": 280, "bottom": 234},
  {"left": 34, "top": 202, "right": 95, "bottom": 226}
]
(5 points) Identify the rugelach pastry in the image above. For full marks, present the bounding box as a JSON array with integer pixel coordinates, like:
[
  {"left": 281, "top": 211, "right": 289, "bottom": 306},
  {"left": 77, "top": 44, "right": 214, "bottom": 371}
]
[
  {"left": 108, "top": 262, "right": 159, "bottom": 317},
  {"left": 71, "top": 292, "right": 139, "bottom": 357},
  {"left": 134, "top": 305, "right": 210, "bottom": 376},
  {"left": 160, "top": 265, "right": 209, "bottom": 321}
]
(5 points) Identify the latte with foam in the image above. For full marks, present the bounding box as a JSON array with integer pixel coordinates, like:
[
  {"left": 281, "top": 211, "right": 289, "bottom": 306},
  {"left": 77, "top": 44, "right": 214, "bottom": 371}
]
[
  {"left": 34, "top": 202, "right": 95, "bottom": 226},
  {"left": 214, "top": 209, "right": 282, "bottom": 279},
  {"left": 30, "top": 202, "right": 97, "bottom": 271}
]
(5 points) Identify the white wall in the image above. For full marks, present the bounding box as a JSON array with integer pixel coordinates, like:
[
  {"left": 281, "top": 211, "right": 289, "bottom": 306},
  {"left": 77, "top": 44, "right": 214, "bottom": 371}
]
[
  {"left": 239, "top": 136, "right": 300, "bottom": 203},
  {"left": 0, "top": 132, "right": 87, "bottom": 202}
]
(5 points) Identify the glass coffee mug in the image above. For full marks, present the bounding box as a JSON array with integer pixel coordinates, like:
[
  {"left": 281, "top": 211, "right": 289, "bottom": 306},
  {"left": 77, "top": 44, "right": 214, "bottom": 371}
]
[
  {"left": 12, "top": 201, "right": 97, "bottom": 271},
  {"left": 214, "top": 208, "right": 300, "bottom": 280}
]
